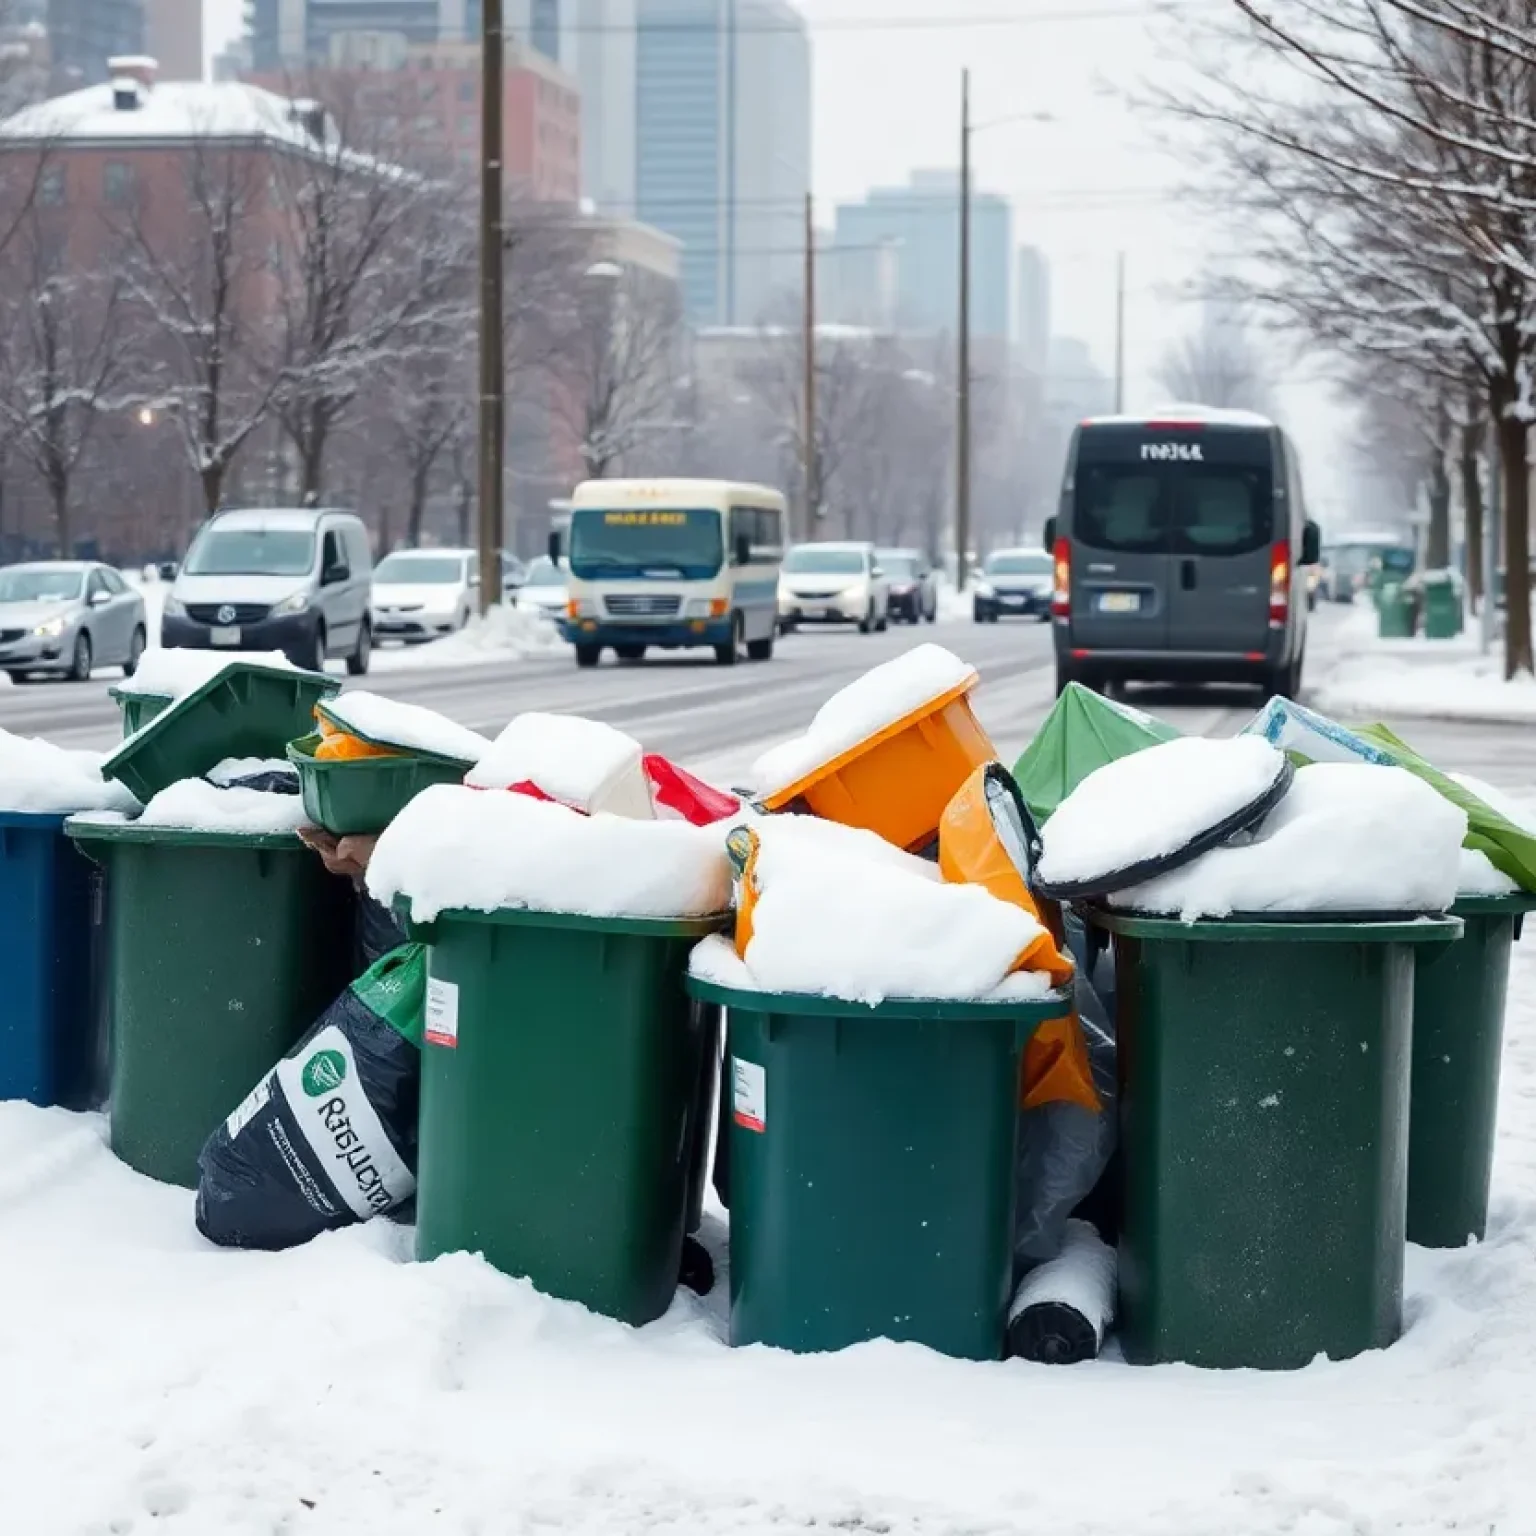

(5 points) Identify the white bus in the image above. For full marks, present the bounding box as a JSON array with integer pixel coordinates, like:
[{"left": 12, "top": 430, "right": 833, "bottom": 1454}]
[{"left": 555, "top": 478, "right": 786, "bottom": 668}]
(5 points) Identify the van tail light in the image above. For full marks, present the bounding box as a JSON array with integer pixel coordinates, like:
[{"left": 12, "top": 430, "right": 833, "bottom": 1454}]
[
  {"left": 1051, "top": 537, "right": 1071, "bottom": 619},
  {"left": 1269, "top": 542, "right": 1290, "bottom": 627}
]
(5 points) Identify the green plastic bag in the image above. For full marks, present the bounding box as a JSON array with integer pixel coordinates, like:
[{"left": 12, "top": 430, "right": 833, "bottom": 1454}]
[
  {"left": 1012, "top": 682, "right": 1182, "bottom": 823},
  {"left": 1356, "top": 724, "right": 1536, "bottom": 894},
  {"left": 350, "top": 941, "right": 428, "bottom": 1046}
]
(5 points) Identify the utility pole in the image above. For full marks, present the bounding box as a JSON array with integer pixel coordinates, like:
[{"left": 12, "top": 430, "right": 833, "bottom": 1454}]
[
  {"left": 1113, "top": 251, "right": 1126, "bottom": 414},
  {"left": 802, "top": 190, "right": 817, "bottom": 541},
  {"left": 956, "top": 67, "right": 972, "bottom": 593},
  {"left": 477, "top": 0, "right": 505, "bottom": 614}
]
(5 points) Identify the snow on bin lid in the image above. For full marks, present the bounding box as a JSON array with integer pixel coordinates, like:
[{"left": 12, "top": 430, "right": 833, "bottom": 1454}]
[
  {"left": 114, "top": 648, "right": 296, "bottom": 700},
  {"left": 464, "top": 712, "right": 651, "bottom": 818},
  {"left": 725, "top": 814, "right": 1052, "bottom": 1006},
  {"left": 134, "top": 777, "right": 309, "bottom": 836},
  {"left": 1109, "top": 764, "right": 1466, "bottom": 920},
  {"left": 1034, "top": 735, "right": 1291, "bottom": 899},
  {"left": 751, "top": 644, "right": 978, "bottom": 799},
  {"left": 0, "top": 730, "right": 139, "bottom": 816},
  {"left": 367, "top": 784, "right": 730, "bottom": 922},
  {"left": 315, "top": 692, "right": 492, "bottom": 766}
]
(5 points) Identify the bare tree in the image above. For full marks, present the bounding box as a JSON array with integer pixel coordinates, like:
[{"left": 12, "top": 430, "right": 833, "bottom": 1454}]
[
  {"left": 110, "top": 134, "right": 286, "bottom": 517},
  {"left": 0, "top": 205, "right": 124, "bottom": 555},
  {"left": 554, "top": 263, "right": 685, "bottom": 481},
  {"left": 1155, "top": 292, "right": 1276, "bottom": 416}
]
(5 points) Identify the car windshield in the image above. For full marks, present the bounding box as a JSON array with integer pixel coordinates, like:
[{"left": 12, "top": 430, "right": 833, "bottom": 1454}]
[
  {"left": 986, "top": 553, "right": 1051, "bottom": 576},
  {"left": 879, "top": 554, "right": 919, "bottom": 578},
  {"left": 375, "top": 553, "right": 465, "bottom": 585},
  {"left": 524, "top": 559, "right": 565, "bottom": 587},
  {"left": 0, "top": 568, "right": 84, "bottom": 603},
  {"left": 185, "top": 528, "right": 316, "bottom": 578},
  {"left": 783, "top": 547, "right": 866, "bottom": 575},
  {"left": 567, "top": 508, "right": 723, "bottom": 579}
]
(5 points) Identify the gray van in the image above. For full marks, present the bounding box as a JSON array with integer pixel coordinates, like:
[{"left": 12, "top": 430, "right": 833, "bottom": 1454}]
[
  {"left": 162, "top": 507, "right": 375, "bottom": 674},
  {"left": 1044, "top": 411, "right": 1320, "bottom": 698}
]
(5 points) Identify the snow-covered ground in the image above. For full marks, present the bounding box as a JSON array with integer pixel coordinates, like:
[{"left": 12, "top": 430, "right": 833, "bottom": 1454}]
[{"left": 3, "top": 934, "right": 1536, "bottom": 1533}]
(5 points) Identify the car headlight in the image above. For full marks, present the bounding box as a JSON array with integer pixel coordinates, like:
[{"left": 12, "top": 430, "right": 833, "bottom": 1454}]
[
  {"left": 841, "top": 583, "right": 869, "bottom": 601},
  {"left": 32, "top": 616, "right": 66, "bottom": 638},
  {"left": 271, "top": 592, "right": 310, "bottom": 617},
  {"left": 974, "top": 581, "right": 995, "bottom": 598},
  {"left": 163, "top": 596, "right": 187, "bottom": 619}
]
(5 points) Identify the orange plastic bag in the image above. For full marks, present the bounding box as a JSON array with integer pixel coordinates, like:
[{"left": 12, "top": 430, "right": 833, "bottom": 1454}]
[
  {"left": 314, "top": 731, "right": 401, "bottom": 762},
  {"left": 937, "top": 764, "right": 1098, "bottom": 1114}
]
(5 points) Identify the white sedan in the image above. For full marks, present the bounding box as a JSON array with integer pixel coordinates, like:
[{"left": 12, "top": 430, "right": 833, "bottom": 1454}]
[{"left": 370, "top": 549, "right": 480, "bottom": 642}]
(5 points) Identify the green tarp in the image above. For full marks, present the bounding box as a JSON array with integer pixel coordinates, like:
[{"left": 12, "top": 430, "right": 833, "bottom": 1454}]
[
  {"left": 1356, "top": 723, "right": 1536, "bottom": 894},
  {"left": 1011, "top": 682, "right": 1182, "bottom": 824}
]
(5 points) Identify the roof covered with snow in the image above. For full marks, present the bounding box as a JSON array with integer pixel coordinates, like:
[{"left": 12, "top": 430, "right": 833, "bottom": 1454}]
[
  {"left": 0, "top": 78, "right": 344, "bottom": 158},
  {"left": 1083, "top": 404, "right": 1277, "bottom": 429}
]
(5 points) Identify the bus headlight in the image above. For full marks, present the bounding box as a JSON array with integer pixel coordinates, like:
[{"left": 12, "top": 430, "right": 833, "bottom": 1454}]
[
  {"left": 683, "top": 599, "right": 714, "bottom": 618},
  {"left": 566, "top": 597, "right": 598, "bottom": 619}
]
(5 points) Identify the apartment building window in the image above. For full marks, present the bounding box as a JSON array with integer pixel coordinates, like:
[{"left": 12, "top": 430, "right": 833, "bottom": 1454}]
[
  {"left": 103, "top": 161, "right": 135, "bottom": 206},
  {"left": 38, "top": 164, "right": 66, "bottom": 206}
]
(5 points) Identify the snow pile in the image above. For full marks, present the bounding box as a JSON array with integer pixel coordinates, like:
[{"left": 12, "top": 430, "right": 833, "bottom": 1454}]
[
  {"left": 368, "top": 785, "right": 730, "bottom": 922},
  {"left": 114, "top": 648, "right": 296, "bottom": 699},
  {"left": 206, "top": 758, "right": 296, "bottom": 788},
  {"left": 1037, "top": 736, "right": 1287, "bottom": 889},
  {"left": 318, "top": 692, "right": 492, "bottom": 764},
  {"left": 1113, "top": 764, "right": 1466, "bottom": 920},
  {"left": 136, "top": 778, "right": 309, "bottom": 836},
  {"left": 466, "top": 713, "right": 652, "bottom": 819},
  {"left": 0, "top": 731, "right": 138, "bottom": 816},
  {"left": 728, "top": 815, "right": 1053, "bottom": 1005},
  {"left": 752, "top": 644, "right": 978, "bottom": 797},
  {"left": 1314, "top": 652, "right": 1536, "bottom": 725},
  {"left": 370, "top": 604, "right": 565, "bottom": 672}
]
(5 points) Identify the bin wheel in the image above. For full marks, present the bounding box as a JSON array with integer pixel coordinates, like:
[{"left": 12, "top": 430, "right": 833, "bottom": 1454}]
[
  {"left": 69, "top": 631, "right": 92, "bottom": 682},
  {"left": 346, "top": 619, "right": 372, "bottom": 676},
  {"left": 574, "top": 644, "right": 602, "bottom": 669}
]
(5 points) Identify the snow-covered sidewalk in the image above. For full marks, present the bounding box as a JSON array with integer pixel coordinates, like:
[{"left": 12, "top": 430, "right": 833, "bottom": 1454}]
[
  {"left": 4, "top": 948, "right": 1536, "bottom": 1533},
  {"left": 1311, "top": 603, "right": 1536, "bottom": 724}
]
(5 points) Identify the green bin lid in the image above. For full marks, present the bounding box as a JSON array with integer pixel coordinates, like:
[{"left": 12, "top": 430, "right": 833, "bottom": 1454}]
[
  {"left": 1450, "top": 892, "right": 1536, "bottom": 918},
  {"left": 64, "top": 813, "right": 305, "bottom": 852},
  {"left": 313, "top": 695, "right": 482, "bottom": 768},
  {"left": 685, "top": 972, "right": 1073, "bottom": 1022},
  {"left": 1084, "top": 908, "right": 1463, "bottom": 944},
  {"left": 400, "top": 901, "right": 731, "bottom": 941},
  {"left": 100, "top": 663, "right": 338, "bottom": 805}
]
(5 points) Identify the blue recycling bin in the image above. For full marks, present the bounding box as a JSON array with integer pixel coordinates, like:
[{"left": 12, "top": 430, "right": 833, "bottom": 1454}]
[{"left": 0, "top": 812, "right": 104, "bottom": 1108}]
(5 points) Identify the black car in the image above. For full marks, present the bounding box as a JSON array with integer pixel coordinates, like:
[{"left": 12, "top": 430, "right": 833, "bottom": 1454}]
[
  {"left": 973, "top": 548, "right": 1053, "bottom": 622},
  {"left": 876, "top": 548, "right": 938, "bottom": 623}
]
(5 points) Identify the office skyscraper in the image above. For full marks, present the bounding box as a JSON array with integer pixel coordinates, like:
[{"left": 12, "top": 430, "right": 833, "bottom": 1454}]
[{"left": 46, "top": 0, "right": 145, "bottom": 86}]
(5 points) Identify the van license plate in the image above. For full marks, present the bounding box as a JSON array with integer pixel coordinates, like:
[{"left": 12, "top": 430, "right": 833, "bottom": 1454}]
[
  {"left": 1096, "top": 592, "right": 1141, "bottom": 614},
  {"left": 210, "top": 626, "right": 242, "bottom": 645}
]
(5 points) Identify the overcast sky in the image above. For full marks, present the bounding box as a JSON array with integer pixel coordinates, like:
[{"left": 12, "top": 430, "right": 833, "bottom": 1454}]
[{"left": 203, "top": 0, "right": 1351, "bottom": 518}]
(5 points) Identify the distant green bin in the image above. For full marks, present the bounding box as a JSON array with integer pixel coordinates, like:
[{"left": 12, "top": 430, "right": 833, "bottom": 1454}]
[
  {"left": 1377, "top": 584, "right": 1416, "bottom": 639},
  {"left": 107, "top": 689, "right": 172, "bottom": 739},
  {"left": 66, "top": 818, "right": 355, "bottom": 1188},
  {"left": 1421, "top": 582, "right": 1463, "bottom": 641},
  {"left": 1088, "top": 909, "right": 1461, "bottom": 1369},
  {"left": 287, "top": 734, "right": 473, "bottom": 835},
  {"left": 1408, "top": 892, "right": 1536, "bottom": 1248},
  {"left": 101, "top": 664, "right": 338, "bottom": 804},
  {"left": 412, "top": 906, "right": 727, "bottom": 1327},
  {"left": 686, "top": 974, "right": 1070, "bottom": 1361}
]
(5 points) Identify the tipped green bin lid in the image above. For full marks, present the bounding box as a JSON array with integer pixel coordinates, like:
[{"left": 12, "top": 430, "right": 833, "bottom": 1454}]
[
  {"left": 64, "top": 811, "right": 305, "bottom": 852},
  {"left": 1011, "top": 682, "right": 1181, "bottom": 824},
  {"left": 100, "top": 662, "right": 338, "bottom": 805}
]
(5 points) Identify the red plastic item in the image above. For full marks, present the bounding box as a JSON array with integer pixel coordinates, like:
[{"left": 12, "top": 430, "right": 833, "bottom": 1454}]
[{"left": 643, "top": 755, "right": 740, "bottom": 825}]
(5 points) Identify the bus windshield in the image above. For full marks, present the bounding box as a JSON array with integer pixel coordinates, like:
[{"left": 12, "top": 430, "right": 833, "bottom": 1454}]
[{"left": 567, "top": 508, "right": 724, "bottom": 580}]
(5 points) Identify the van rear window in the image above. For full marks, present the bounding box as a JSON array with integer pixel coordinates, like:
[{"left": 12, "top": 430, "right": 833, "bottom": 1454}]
[
  {"left": 1073, "top": 464, "right": 1271, "bottom": 556},
  {"left": 1177, "top": 469, "right": 1271, "bottom": 556},
  {"left": 1075, "top": 467, "right": 1167, "bottom": 553}
]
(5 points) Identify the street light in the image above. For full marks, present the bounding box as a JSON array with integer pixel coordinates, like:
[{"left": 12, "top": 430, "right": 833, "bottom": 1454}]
[{"left": 956, "top": 77, "right": 1055, "bottom": 591}]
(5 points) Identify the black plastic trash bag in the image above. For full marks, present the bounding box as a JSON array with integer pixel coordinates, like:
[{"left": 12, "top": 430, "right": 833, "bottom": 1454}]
[
  {"left": 356, "top": 889, "right": 408, "bottom": 971},
  {"left": 195, "top": 943, "right": 426, "bottom": 1251}
]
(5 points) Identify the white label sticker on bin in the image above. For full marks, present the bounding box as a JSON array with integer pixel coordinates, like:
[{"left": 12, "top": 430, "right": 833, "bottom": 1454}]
[
  {"left": 732, "top": 1058, "right": 766, "bottom": 1133},
  {"left": 425, "top": 977, "right": 460, "bottom": 1049}
]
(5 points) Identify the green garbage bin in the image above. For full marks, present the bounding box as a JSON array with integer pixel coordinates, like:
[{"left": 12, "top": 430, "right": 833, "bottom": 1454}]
[
  {"left": 1421, "top": 581, "right": 1463, "bottom": 640},
  {"left": 1088, "top": 909, "right": 1461, "bottom": 1370},
  {"left": 1377, "top": 583, "right": 1416, "bottom": 639},
  {"left": 1408, "top": 892, "right": 1536, "bottom": 1248},
  {"left": 107, "top": 687, "right": 172, "bottom": 739},
  {"left": 685, "top": 973, "right": 1071, "bottom": 1361},
  {"left": 412, "top": 907, "right": 727, "bottom": 1327},
  {"left": 66, "top": 819, "right": 355, "bottom": 1188}
]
